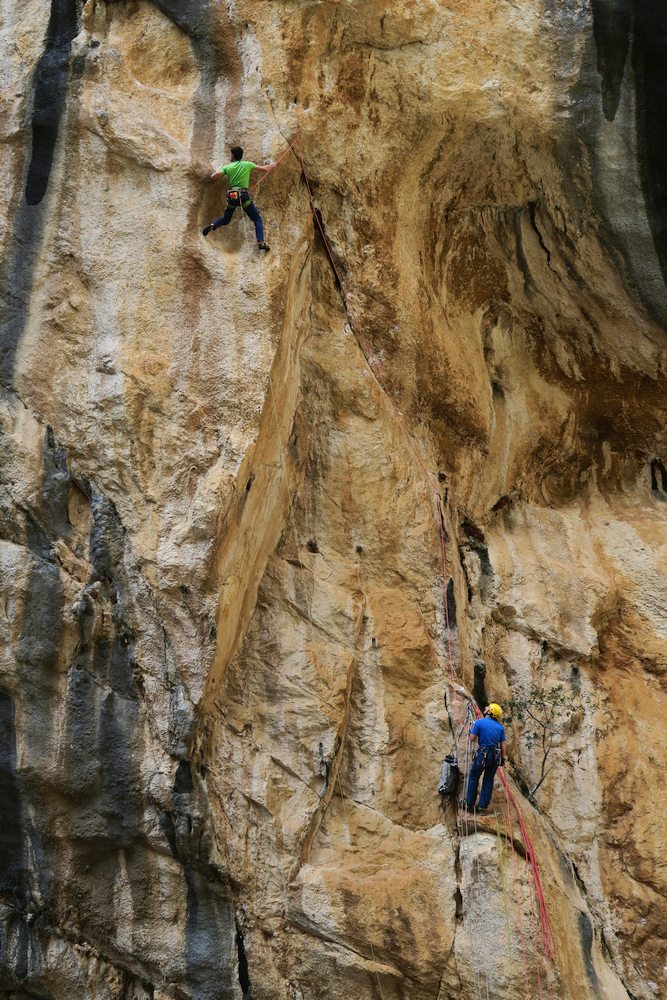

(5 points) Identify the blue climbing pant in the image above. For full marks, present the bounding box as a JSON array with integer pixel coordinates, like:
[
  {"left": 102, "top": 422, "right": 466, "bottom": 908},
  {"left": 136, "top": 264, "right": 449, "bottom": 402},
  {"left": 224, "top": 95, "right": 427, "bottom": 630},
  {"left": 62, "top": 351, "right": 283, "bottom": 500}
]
[
  {"left": 212, "top": 196, "right": 264, "bottom": 242},
  {"left": 466, "top": 746, "right": 501, "bottom": 809}
]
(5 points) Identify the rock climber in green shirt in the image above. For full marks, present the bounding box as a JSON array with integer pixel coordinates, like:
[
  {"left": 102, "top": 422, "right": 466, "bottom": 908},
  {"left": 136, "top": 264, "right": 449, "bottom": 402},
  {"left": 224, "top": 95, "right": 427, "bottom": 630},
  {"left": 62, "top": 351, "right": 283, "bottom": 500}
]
[{"left": 203, "top": 146, "right": 275, "bottom": 252}]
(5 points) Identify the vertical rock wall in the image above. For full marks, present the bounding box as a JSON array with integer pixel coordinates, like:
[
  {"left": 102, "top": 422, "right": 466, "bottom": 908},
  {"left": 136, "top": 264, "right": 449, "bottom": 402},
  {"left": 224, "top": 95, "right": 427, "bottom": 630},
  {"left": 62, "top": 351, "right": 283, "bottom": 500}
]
[{"left": 0, "top": 1, "right": 665, "bottom": 998}]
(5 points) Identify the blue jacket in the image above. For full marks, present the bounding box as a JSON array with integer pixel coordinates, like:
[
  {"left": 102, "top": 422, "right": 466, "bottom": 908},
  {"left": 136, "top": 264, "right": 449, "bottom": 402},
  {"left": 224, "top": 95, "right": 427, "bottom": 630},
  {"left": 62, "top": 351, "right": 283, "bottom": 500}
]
[{"left": 471, "top": 717, "right": 505, "bottom": 747}]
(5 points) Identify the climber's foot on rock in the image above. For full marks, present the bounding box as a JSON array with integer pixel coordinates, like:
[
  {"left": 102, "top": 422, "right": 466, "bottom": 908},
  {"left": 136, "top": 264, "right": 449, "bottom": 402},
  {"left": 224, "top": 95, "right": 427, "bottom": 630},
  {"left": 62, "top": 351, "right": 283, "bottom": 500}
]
[
  {"left": 203, "top": 224, "right": 214, "bottom": 237},
  {"left": 257, "top": 240, "right": 270, "bottom": 252}
]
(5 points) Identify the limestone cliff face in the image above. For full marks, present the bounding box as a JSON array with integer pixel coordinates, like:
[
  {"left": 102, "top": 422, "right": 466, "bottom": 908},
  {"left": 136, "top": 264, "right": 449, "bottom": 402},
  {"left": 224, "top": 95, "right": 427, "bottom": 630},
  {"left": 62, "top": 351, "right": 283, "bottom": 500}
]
[{"left": 1, "top": 2, "right": 666, "bottom": 999}]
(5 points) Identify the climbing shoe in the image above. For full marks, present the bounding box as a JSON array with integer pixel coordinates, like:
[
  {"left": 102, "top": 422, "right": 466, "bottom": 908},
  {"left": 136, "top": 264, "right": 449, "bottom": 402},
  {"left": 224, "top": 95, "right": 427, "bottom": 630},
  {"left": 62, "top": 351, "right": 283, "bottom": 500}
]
[
  {"left": 257, "top": 241, "right": 270, "bottom": 253},
  {"left": 202, "top": 224, "right": 214, "bottom": 237}
]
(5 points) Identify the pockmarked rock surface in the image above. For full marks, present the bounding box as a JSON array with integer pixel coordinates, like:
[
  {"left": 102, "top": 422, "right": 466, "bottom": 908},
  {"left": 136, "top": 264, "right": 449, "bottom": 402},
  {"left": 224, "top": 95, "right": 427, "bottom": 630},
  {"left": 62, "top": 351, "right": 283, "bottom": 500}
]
[{"left": 1, "top": 1, "right": 666, "bottom": 998}]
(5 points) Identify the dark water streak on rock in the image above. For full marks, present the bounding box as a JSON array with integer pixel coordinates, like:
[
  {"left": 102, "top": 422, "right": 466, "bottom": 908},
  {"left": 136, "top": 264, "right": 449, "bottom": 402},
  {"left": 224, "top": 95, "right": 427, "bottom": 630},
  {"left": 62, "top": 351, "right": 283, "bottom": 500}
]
[
  {"left": 0, "top": 693, "right": 29, "bottom": 908},
  {"left": 592, "top": 0, "right": 667, "bottom": 289},
  {"left": 25, "top": 0, "right": 81, "bottom": 207},
  {"left": 0, "top": 0, "right": 81, "bottom": 387},
  {"left": 167, "top": 761, "right": 238, "bottom": 999},
  {"left": 64, "top": 492, "right": 141, "bottom": 848},
  {"left": 0, "top": 430, "right": 69, "bottom": 991}
]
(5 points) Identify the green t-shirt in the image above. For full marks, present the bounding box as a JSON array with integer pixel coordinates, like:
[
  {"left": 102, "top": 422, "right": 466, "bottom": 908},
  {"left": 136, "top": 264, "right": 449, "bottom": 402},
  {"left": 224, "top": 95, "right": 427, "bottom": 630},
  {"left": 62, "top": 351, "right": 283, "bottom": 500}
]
[{"left": 220, "top": 160, "right": 256, "bottom": 189}]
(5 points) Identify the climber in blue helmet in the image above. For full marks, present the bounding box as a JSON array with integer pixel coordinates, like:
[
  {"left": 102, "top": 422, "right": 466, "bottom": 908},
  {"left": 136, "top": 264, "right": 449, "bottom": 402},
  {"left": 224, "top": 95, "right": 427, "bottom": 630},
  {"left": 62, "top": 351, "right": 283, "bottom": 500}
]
[
  {"left": 461, "top": 703, "right": 507, "bottom": 813},
  {"left": 203, "top": 145, "right": 275, "bottom": 252}
]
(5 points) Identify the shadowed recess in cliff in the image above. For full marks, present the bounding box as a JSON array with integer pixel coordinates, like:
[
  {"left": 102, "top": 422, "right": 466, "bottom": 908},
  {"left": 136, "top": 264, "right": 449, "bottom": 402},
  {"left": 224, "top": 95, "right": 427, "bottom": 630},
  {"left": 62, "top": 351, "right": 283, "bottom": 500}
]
[
  {"left": 235, "top": 920, "right": 252, "bottom": 998},
  {"left": 473, "top": 661, "right": 488, "bottom": 711},
  {"left": 591, "top": 0, "right": 632, "bottom": 121},
  {"left": 0, "top": 691, "right": 35, "bottom": 992},
  {"left": 25, "top": 0, "right": 81, "bottom": 206},
  {"left": 0, "top": 693, "right": 28, "bottom": 905},
  {"left": 446, "top": 577, "right": 457, "bottom": 629},
  {"left": 166, "top": 762, "right": 237, "bottom": 999},
  {"left": 592, "top": 0, "right": 667, "bottom": 286},
  {"left": 650, "top": 458, "right": 667, "bottom": 498},
  {"left": 184, "top": 868, "right": 237, "bottom": 1000}
]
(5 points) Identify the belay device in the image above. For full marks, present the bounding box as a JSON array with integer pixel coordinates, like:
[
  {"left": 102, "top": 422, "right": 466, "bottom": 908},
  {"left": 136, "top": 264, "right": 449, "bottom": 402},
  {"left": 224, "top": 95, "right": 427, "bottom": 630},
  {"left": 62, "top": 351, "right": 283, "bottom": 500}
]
[{"left": 438, "top": 752, "right": 459, "bottom": 797}]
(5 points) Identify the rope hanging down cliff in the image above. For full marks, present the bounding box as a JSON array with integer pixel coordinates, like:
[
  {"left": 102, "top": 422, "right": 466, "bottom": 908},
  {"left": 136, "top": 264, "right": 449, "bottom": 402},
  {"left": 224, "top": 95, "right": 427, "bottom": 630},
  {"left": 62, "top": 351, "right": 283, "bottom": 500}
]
[
  {"left": 285, "top": 135, "right": 556, "bottom": 994},
  {"left": 288, "top": 137, "right": 457, "bottom": 675}
]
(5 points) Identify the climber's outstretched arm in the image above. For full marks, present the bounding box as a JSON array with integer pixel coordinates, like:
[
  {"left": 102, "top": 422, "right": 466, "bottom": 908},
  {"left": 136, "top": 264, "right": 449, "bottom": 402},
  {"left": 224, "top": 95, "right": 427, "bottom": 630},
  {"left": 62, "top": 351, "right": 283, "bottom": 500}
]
[{"left": 253, "top": 162, "right": 277, "bottom": 174}]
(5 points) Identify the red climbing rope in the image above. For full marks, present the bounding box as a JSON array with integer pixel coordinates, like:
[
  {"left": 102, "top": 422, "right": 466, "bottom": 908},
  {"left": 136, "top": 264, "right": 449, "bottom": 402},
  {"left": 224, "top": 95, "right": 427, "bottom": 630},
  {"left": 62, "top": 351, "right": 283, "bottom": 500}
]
[
  {"left": 502, "top": 777, "right": 533, "bottom": 1000},
  {"left": 528, "top": 859, "right": 546, "bottom": 1000},
  {"left": 499, "top": 770, "right": 554, "bottom": 962},
  {"left": 472, "top": 710, "right": 555, "bottom": 990},
  {"left": 290, "top": 132, "right": 556, "bottom": 991}
]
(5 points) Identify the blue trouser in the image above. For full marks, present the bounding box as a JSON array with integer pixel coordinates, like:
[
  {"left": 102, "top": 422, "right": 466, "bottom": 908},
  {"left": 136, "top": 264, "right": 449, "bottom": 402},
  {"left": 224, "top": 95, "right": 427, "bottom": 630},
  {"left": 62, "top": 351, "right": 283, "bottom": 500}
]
[
  {"left": 212, "top": 197, "right": 264, "bottom": 241},
  {"left": 466, "top": 746, "right": 501, "bottom": 808}
]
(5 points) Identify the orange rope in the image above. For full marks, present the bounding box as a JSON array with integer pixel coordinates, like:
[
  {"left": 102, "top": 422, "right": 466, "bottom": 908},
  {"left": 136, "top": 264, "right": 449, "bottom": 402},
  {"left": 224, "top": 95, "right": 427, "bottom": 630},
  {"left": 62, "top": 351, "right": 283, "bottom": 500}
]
[
  {"left": 289, "top": 137, "right": 458, "bottom": 677},
  {"left": 249, "top": 133, "right": 301, "bottom": 195}
]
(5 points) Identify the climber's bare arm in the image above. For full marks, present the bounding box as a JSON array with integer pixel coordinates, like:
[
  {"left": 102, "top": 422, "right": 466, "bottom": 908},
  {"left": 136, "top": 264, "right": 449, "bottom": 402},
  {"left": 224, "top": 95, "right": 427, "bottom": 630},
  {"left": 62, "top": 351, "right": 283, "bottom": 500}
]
[{"left": 253, "top": 162, "right": 276, "bottom": 174}]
